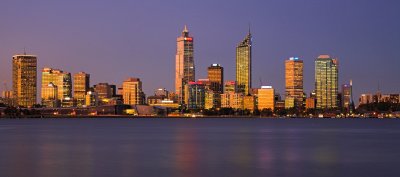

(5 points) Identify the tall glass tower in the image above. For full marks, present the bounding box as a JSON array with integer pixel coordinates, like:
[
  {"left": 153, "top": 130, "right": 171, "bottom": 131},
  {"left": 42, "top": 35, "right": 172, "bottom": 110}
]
[
  {"left": 175, "top": 25, "right": 195, "bottom": 104},
  {"left": 12, "top": 54, "right": 37, "bottom": 107},
  {"left": 236, "top": 30, "right": 252, "bottom": 95},
  {"left": 315, "top": 55, "right": 338, "bottom": 109}
]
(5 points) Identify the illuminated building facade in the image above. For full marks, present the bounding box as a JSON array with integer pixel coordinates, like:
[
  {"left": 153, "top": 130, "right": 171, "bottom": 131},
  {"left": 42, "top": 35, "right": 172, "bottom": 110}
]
[
  {"left": 41, "top": 68, "right": 72, "bottom": 107},
  {"left": 205, "top": 90, "right": 221, "bottom": 109},
  {"left": 207, "top": 64, "right": 224, "bottom": 94},
  {"left": 224, "top": 81, "right": 237, "bottom": 93},
  {"left": 285, "top": 57, "right": 304, "bottom": 108},
  {"left": 342, "top": 80, "right": 354, "bottom": 113},
  {"left": 243, "top": 95, "right": 256, "bottom": 111},
  {"left": 94, "top": 83, "right": 112, "bottom": 100},
  {"left": 123, "top": 78, "right": 145, "bottom": 105},
  {"left": 41, "top": 83, "right": 58, "bottom": 107},
  {"left": 236, "top": 30, "right": 252, "bottom": 95},
  {"left": 315, "top": 55, "right": 338, "bottom": 109},
  {"left": 305, "top": 97, "right": 316, "bottom": 109},
  {"left": 73, "top": 72, "right": 90, "bottom": 107},
  {"left": 221, "top": 92, "right": 244, "bottom": 109},
  {"left": 258, "top": 86, "right": 275, "bottom": 111},
  {"left": 12, "top": 54, "right": 37, "bottom": 107},
  {"left": 184, "top": 81, "right": 205, "bottom": 110},
  {"left": 175, "top": 25, "right": 195, "bottom": 104}
]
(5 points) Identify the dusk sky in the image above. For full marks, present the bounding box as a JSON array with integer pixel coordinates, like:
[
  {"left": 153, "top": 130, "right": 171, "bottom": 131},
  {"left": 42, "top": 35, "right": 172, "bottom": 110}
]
[{"left": 1, "top": 0, "right": 399, "bottom": 103}]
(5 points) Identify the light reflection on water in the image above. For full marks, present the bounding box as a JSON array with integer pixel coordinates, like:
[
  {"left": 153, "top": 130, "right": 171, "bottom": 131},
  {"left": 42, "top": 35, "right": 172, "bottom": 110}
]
[{"left": 0, "top": 118, "right": 399, "bottom": 177}]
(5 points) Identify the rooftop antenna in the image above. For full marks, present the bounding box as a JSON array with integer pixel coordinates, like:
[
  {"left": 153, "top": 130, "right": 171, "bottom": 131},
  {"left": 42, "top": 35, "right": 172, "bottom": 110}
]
[{"left": 23, "top": 47, "right": 26, "bottom": 55}]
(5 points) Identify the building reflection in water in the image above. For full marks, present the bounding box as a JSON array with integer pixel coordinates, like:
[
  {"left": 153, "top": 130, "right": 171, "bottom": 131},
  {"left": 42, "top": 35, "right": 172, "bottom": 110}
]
[{"left": 174, "top": 128, "right": 199, "bottom": 177}]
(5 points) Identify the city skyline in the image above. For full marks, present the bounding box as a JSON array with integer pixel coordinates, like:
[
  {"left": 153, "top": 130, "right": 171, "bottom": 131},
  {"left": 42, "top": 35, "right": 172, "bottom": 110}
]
[{"left": 1, "top": 1, "right": 400, "bottom": 104}]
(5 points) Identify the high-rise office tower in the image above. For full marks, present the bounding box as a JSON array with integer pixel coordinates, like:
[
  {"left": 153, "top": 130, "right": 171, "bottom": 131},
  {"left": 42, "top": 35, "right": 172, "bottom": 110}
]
[
  {"left": 73, "top": 72, "right": 90, "bottom": 107},
  {"left": 236, "top": 30, "right": 252, "bottom": 95},
  {"left": 342, "top": 80, "right": 354, "bottom": 113},
  {"left": 175, "top": 25, "right": 195, "bottom": 104},
  {"left": 41, "top": 68, "right": 72, "bottom": 107},
  {"left": 123, "top": 77, "right": 145, "bottom": 105},
  {"left": 285, "top": 57, "right": 304, "bottom": 108},
  {"left": 315, "top": 55, "right": 338, "bottom": 109},
  {"left": 12, "top": 54, "right": 37, "bottom": 107},
  {"left": 207, "top": 64, "right": 224, "bottom": 94}
]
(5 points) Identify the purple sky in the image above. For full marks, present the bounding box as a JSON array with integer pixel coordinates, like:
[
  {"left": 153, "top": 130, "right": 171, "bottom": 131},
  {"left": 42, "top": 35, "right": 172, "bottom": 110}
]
[{"left": 1, "top": 0, "right": 399, "bottom": 103}]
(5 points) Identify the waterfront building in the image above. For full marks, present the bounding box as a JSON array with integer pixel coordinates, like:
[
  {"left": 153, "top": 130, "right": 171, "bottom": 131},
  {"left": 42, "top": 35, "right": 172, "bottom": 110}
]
[
  {"left": 315, "top": 55, "right": 338, "bottom": 109},
  {"left": 175, "top": 25, "right": 195, "bottom": 104},
  {"left": 258, "top": 86, "right": 275, "bottom": 111},
  {"left": 122, "top": 78, "right": 145, "bottom": 105},
  {"left": 41, "top": 83, "right": 58, "bottom": 107},
  {"left": 342, "top": 80, "right": 354, "bottom": 113},
  {"left": 305, "top": 97, "right": 316, "bottom": 109},
  {"left": 155, "top": 88, "right": 169, "bottom": 97},
  {"left": 184, "top": 82, "right": 206, "bottom": 110},
  {"left": 236, "top": 30, "right": 252, "bottom": 95},
  {"left": 359, "top": 94, "right": 373, "bottom": 105},
  {"left": 221, "top": 92, "right": 244, "bottom": 109},
  {"left": 42, "top": 68, "right": 72, "bottom": 107},
  {"left": 207, "top": 64, "right": 224, "bottom": 94},
  {"left": 1, "top": 90, "right": 14, "bottom": 106},
  {"left": 73, "top": 72, "right": 90, "bottom": 107},
  {"left": 94, "top": 83, "right": 113, "bottom": 101},
  {"left": 205, "top": 90, "right": 221, "bottom": 109},
  {"left": 12, "top": 54, "right": 37, "bottom": 107},
  {"left": 85, "top": 90, "right": 99, "bottom": 106},
  {"left": 285, "top": 97, "right": 295, "bottom": 109},
  {"left": 285, "top": 57, "right": 304, "bottom": 108},
  {"left": 243, "top": 95, "right": 256, "bottom": 112},
  {"left": 224, "top": 81, "right": 237, "bottom": 93}
]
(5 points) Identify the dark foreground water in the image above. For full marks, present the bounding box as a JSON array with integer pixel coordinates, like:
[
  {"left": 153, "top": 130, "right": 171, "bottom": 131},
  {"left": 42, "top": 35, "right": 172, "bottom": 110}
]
[{"left": 0, "top": 118, "right": 400, "bottom": 177}]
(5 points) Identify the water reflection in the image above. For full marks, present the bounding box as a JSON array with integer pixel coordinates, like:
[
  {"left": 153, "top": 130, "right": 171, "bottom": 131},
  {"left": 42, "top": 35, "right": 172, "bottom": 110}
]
[{"left": 174, "top": 128, "right": 199, "bottom": 177}]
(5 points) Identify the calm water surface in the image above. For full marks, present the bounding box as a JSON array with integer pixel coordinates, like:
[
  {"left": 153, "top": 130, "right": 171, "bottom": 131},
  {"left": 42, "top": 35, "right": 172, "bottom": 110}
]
[{"left": 0, "top": 118, "right": 399, "bottom": 177}]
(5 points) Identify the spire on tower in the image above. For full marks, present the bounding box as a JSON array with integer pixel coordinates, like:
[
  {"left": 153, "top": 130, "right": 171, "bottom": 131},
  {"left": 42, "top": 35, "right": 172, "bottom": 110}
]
[{"left": 183, "top": 25, "right": 188, "bottom": 33}]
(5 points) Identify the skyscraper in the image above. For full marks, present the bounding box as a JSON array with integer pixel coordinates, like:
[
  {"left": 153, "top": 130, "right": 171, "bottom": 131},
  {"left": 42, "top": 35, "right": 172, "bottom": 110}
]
[
  {"left": 175, "top": 25, "right": 195, "bottom": 104},
  {"left": 285, "top": 57, "right": 304, "bottom": 108},
  {"left": 12, "top": 54, "right": 37, "bottom": 107},
  {"left": 207, "top": 64, "right": 224, "bottom": 94},
  {"left": 342, "top": 80, "right": 354, "bottom": 113},
  {"left": 73, "top": 72, "right": 90, "bottom": 107},
  {"left": 236, "top": 30, "right": 252, "bottom": 95},
  {"left": 123, "top": 78, "right": 145, "bottom": 105},
  {"left": 315, "top": 55, "right": 338, "bottom": 109}
]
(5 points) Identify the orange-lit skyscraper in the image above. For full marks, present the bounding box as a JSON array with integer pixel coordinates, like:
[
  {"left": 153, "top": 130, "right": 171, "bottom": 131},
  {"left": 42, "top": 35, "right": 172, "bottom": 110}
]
[
  {"left": 12, "top": 54, "right": 37, "bottom": 107},
  {"left": 175, "top": 25, "right": 195, "bottom": 104},
  {"left": 236, "top": 30, "right": 252, "bottom": 95},
  {"left": 73, "top": 72, "right": 90, "bottom": 107},
  {"left": 285, "top": 57, "right": 304, "bottom": 108},
  {"left": 207, "top": 64, "right": 224, "bottom": 94}
]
